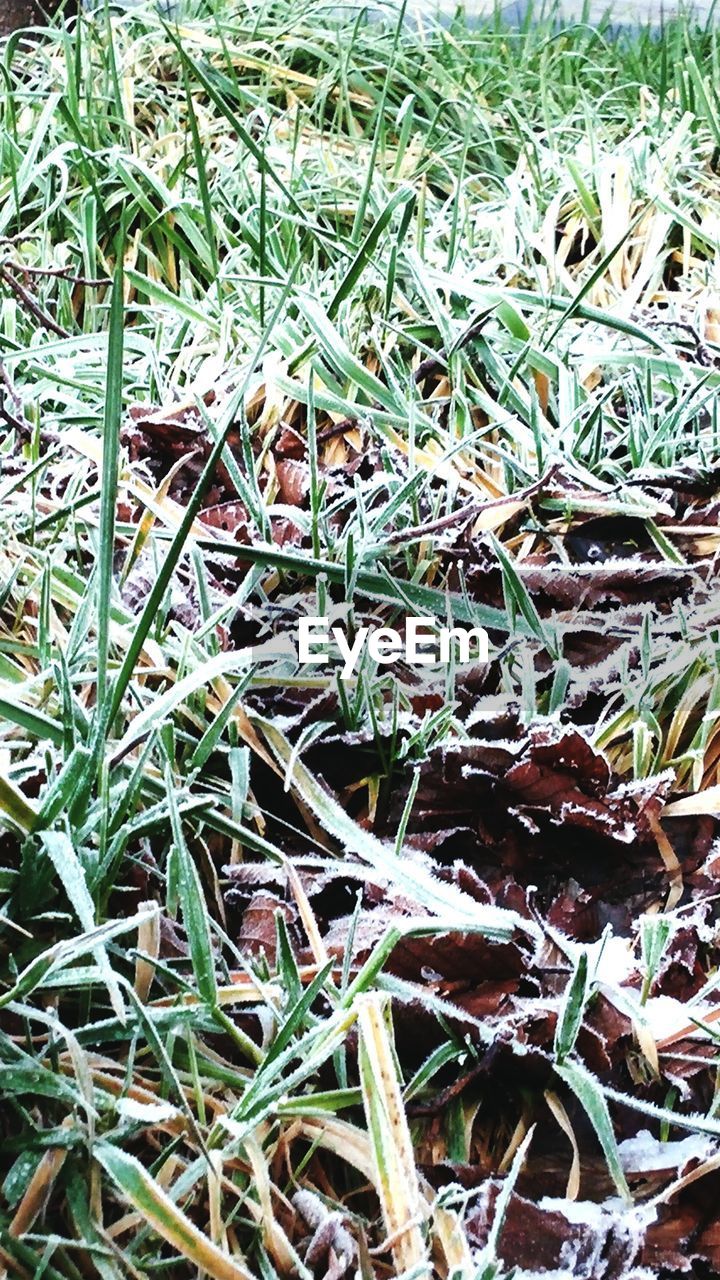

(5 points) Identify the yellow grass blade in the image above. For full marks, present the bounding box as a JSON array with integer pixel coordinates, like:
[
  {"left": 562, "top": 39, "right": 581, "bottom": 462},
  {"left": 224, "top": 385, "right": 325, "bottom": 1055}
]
[
  {"left": 357, "top": 993, "right": 430, "bottom": 1276},
  {"left": 96, "top": 1145, "right": 254, "bottom": 1280}
]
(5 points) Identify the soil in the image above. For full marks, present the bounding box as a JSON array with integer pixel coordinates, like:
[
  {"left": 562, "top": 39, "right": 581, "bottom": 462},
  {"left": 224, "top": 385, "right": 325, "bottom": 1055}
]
[{"left": 0, "top": 0, "right": 72, "bottom": 36}]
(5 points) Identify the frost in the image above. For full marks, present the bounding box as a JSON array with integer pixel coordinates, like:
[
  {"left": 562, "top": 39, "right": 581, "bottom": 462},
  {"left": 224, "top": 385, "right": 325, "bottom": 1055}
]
[
  {"left": 116, "top": 1097, "right": 180, "bottom": 1123},
  {"left": 642, "top": 993, "right": 708, "bottom": 1041},
  {"left": 537, "top": 1196, "right": 656, "bottom": 1233},
  {"left": 586, "top": 933, "right": 636, "bottom": 987},
  {"left": 618, "top": 1129, "right": 717, "bottom": 1173}
]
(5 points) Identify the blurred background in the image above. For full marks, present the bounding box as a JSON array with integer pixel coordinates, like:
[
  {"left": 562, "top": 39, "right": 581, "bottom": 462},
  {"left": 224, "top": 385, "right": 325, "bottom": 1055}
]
[{"left": 2, "top": 0, "right": 718, "bottom": 35}]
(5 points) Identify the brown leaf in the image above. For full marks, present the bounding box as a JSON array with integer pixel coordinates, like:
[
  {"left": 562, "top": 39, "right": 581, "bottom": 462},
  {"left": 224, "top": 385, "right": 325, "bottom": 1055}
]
[
  {"left": 237, "top": 891, "right": 297, "bottom": 964},
  {"left": 466, "top": 1188, "right": 642, "bottom": 1278},
  {"left": 275, "top": 459, "right": 310, "bottom": 507}
]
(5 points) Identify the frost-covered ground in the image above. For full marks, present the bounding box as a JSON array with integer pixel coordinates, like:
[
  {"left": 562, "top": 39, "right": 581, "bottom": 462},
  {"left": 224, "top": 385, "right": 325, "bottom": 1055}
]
[{"left": 5, "top": 2, "right": 720, "bottom": 1278}]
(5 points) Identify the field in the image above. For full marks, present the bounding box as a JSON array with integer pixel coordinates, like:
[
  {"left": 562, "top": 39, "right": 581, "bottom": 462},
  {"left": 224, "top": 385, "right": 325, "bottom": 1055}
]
[{"left": 3, "top": 1, "right": 720, "bottom": 1276}]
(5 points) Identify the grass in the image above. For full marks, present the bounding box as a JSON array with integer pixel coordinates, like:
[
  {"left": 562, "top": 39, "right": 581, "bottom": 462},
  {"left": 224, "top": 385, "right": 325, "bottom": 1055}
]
[{"left": 3, "top": 0, "right": 720, "bottom": 1275}]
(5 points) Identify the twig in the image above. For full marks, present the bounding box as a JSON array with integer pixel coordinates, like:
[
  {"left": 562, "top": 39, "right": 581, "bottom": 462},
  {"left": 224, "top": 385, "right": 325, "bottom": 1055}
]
[
  {"left": 0, "top": 264, "right": 70, "bottom": 339},
  {"left": 0, "top": 233, "right": 40, "bottom": 247},
  {"left": 2, "top": 258, "right": 109, "bottom": 288},
  {"left": 406, "top": 1062, "right": 487, "bottom": 1117},
  {"left": 0, "top": 362, "right": 58, "bottom": 445},
  {"left": 316, "top": 415, "right": 358, "bottom": 443},
  {"left": 387, "top": 463, "right": 561, "bottom": 545},
  {"left": 0, "top": 362, "right": 28, "bottom": 438},
  {"left": 0, "top": 399, "right": 29, "bottom": 437}
]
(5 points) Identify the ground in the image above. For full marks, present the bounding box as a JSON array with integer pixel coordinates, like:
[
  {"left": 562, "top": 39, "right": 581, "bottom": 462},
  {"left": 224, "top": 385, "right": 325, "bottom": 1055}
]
[
  {"left": 0, "top": 0, "right": 70, "bottom": 36},
  {"left": 2, "top": 2, "right": 720, "bottom": 1278},
  {"left": 0, "top": 0, "right": 41, "bottom": 34}
]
